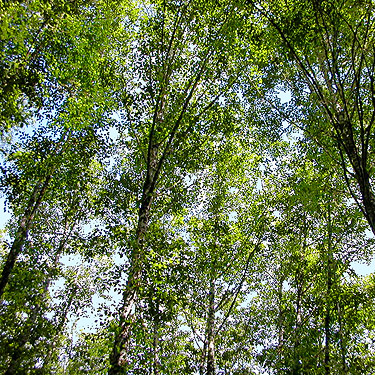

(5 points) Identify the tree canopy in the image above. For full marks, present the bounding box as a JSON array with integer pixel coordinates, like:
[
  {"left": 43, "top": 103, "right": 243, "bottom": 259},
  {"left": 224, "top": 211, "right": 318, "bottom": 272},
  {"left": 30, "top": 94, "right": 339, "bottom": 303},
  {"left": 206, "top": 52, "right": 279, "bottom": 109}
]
[{"left": 1, "top": 0, "right": 375, "bottom": 374}]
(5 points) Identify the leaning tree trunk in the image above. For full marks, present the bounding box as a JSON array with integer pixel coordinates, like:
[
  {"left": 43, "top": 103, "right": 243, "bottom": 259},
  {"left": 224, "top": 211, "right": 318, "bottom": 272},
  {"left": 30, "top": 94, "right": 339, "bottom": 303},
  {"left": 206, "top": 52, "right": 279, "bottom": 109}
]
[
  {"left": 109, "top": 144, "right": 159, "bottom": 374},
  {"left": 108, "top": 195, "right": 153, "bottom": 373},
  {"left": 4, "top": 238, "right": 68, "bottom": 374},
  {"left": 247, "top": 0, "right": 375, "bottom": 236},
  {"left": 0, "top": 175, "right": 52, "bottom": 298},
  {"left": 336, "top": 117, "right": 375, "bottom": 235},
  {"left": 41, "top": 286, "right": 78, "bottom": 372},
  {"left": 5, "top": 214, "right": 77, "bottom": 374},
  {"left": 0, "top": 130, "right": 70, "bottom": 299}
]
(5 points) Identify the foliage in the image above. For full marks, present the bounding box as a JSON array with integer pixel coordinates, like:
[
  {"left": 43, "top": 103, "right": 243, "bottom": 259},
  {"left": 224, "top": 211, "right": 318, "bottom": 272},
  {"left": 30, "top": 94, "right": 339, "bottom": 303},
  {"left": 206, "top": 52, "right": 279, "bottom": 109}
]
[{"left": 0, "top": 0, "right": 375, "bottom": 374}]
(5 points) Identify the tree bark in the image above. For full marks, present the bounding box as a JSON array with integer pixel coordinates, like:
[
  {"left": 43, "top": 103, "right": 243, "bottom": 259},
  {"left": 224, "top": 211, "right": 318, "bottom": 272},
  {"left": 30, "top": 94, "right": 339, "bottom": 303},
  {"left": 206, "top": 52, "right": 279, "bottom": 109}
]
[
  {"left": 199, "top": 338, "right": 208, "bottom": 375},
  {"left": 292, "top": 274, "right": 303, "bottom": 375},
  {"left": 152, "top": 315, "right": 160, "bottom": 375},
  {"left": 4, "top": 240, "right": 67, "bottom": 374},
  {"left": 0, "top": 175, "right": 52, "bottom": 299},
  {"left": 336, "top": 118, "right": 375, "bottom": 235},
  {"left": 324, "top": 202, "right": 333, "bottom": 375},
  {"left": 337, "top": 301, "right": 348, "bottom": 374},
  {"left": 109, "top": 144, "right": 158, "bottom": 374},
  {"left": 206, "top": 279, "right": 216, "bottom": 375},
  {"left": 108, "top": 198, "right": 152, "bottom": 374},
  {"left": 41, "top": 286, "right": 78, "bottom": 372},
  {"left": 0, "top": 129, "right": 70, "bottom": 299}
]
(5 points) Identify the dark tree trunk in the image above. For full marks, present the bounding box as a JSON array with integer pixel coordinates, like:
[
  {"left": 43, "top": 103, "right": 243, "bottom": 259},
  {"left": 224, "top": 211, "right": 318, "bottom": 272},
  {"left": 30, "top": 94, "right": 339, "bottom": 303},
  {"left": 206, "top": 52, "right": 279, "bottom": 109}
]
[
  {"left": 337, "top": 301, "right": 348, "bottom": 374},
  {"left": 108, "top": 197, "right": 152, "bottom": 374},
  {"left": 324, "top": 202, "right": 333, "bottom": 375},
  {"left": 206, "top": 279, "right": 216, "bottom": 375},
  {"left": 0, "top": 175, "right": 52, "bottom": 299},
  {"left": 337, "top": 118, "right": 375, "bottom": 235},
  {"left": 277, "top": 275, "right": 285, "bottom": 370},
  {"left": 152, "top": 316, "right": 160, "bottom": 375},
  {"left": 109, "top": 144, "right": 158, "bottom": 374},
  {"left": 292, "top": 276, "right": 303, "bottom": 375}
]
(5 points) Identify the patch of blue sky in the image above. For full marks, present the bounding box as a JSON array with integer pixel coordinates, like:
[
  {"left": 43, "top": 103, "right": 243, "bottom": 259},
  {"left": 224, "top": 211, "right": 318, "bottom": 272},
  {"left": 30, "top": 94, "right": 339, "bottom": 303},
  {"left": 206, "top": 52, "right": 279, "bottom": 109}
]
[
  {"left": 277, "top": 90, "right": 291, "bottom": 104},
  {"left": 0, "top": 198, "right": 11, "bottom": 230}
]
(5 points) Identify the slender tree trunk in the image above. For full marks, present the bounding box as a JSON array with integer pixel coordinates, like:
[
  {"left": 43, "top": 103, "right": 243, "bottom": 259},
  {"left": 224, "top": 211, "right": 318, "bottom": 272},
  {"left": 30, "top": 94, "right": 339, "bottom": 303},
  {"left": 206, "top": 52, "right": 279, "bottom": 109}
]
[
  {"left": 152, "top": 315, "right": 160, "bottom": 375},
  {"left": 324, "top": 202, "right": 333, "bottom": 375},
  {"left": 324, "top": 286, "right": 331, "bottom": 375},
  {"left": 42, "top": 259, "right": 84, "bottom": 372},
  {"left": 206, "top": 279, "right": 216, "bottom": 375},
  {"left": 5, "top": 250, "right": 64, "bottom": 374},
  {"left": 292, "top": 279, "right": 303, "bottom": 375},
  {"left": 277, "top": 275, "right": 284, "bottom": 373},
  {"left": 4, "top": 309, "right": 44, "bottom": 375},
  {"left": 41, "top": 287, "right": 78, "bottom": 372},
  {"left": 199, "top": 338, "right": 208, "bottom": 375},
  {"left": 108, "top": 200, "right": 151, "bottom": 374},
  {"left": 337, "top": 300, "right": 348, "bottom": 374},
  {"left": 109, "top": 145, "right": 158, "bottom": 374},
  {"left": 0, "top": 129, "right": 70, "bottom": 299},
  {"left": 0, "top": 175, "right": 52, "bottom": 299},
  {"left": 5, "top": 216, "right": 76, "bottom": 373},
  {"left": 247, "top": 0, "right": 375, "bottom": 236}
]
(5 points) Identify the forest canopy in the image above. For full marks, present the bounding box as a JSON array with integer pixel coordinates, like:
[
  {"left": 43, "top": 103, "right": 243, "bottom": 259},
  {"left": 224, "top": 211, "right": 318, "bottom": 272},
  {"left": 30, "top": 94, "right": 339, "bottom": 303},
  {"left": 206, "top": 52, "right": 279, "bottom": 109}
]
[{"left": 1, "top": 0, "right": 375, "bottom": 374}]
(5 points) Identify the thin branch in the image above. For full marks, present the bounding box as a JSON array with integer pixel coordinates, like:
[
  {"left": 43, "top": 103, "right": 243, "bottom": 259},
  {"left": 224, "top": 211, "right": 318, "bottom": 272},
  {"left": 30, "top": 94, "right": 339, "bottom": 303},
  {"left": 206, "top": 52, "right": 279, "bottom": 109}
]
[{"left": 215, "top": 240, "right": 261, "bottom": 336}]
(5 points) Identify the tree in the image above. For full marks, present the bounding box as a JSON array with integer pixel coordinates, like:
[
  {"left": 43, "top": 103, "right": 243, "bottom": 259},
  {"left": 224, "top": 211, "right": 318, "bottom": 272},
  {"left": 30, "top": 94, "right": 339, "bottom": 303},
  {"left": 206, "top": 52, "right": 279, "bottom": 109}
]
[
  {"left": 0, "top": 0, "right": 126, "bottom": 298},
  {"left": 1, "top": 1, "right": 375, "bottom": 373},
  {"left": 107, "top": 1, "right": 258, "bottom": 372},
  {"left": 246, "top": 0, "right": 375, "bottom": 234},
  {"left": 249, "top": 144, "right": 375, "bottom": 374},
  {"left": 0, "top": 124, "right": 114, "bottom": 373},
  {"left": 0, "top": 0, "right": 124, "bottom": 131}
]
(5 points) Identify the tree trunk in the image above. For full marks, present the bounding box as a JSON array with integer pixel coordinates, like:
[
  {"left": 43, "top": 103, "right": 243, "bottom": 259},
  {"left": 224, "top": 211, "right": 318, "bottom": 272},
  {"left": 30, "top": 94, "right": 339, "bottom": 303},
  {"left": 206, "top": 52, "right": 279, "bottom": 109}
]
[
  {"left": 337, "top": 118, "right": 375, "bottom": 235},
  {"left": 108, "top": 199, "right": 151, "bottom": 374},
  {"left": 0, "top": 175, "right": 52, "bottom": 299},
  {"left": 0, "top": 130, "right": 71, "bottom": 299},
  {"left": 206, "top": 279, "right": 216, "bottom": 375},
  {"left": 337, "top": 300, "right": 348, "bottom": 374},
  {"left": 324, "top": 277, "right": 332, "bottom": 375},
  {"left": 324, "top": 202, "right": 333, "bottom": 375},
  {"left": 4, "top": 245, "right": 66, "bottom": 374},
  {"left": 109, "top": 144, "right": 158, "bottom": 374},
  {"left": 199, "top": 338, "right": 208, "bottom": 375},
  {"left": 277, "top": 275, "right": 284, "bottom": 371},
  {"left": 292, "top": 278, "right": 303, "bottom": 375},
  {"left": 5, "top": 216, "right": 76, "bottom": 373},
  {"left": 152, "top": 316, "right": 160, "bottom": 375},
  {"left": 41, "top": 286, "right": 78, "bottom": 372}
]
